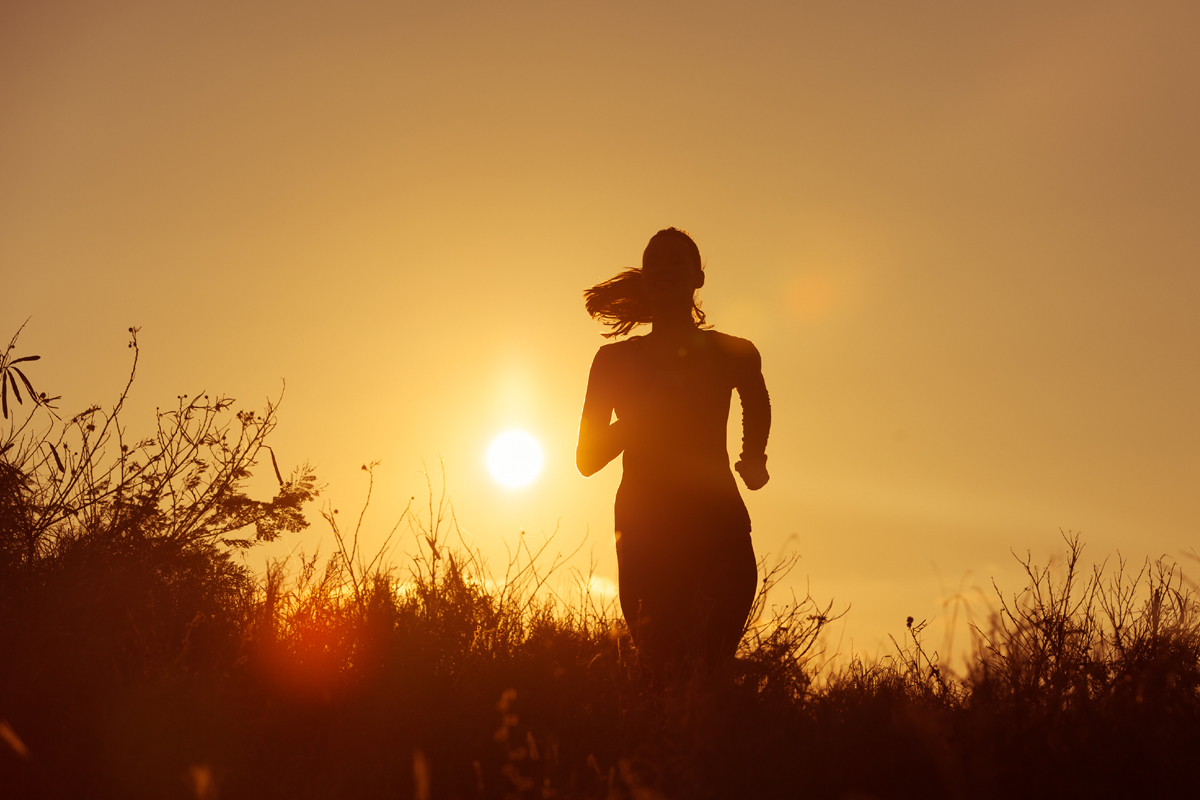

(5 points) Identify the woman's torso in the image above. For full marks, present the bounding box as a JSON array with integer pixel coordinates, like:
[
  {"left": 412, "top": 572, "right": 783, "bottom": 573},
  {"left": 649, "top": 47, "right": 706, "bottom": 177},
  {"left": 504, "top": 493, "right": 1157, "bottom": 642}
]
[{"left": 601, "top": 329, "right": 755, "bottom": 538}]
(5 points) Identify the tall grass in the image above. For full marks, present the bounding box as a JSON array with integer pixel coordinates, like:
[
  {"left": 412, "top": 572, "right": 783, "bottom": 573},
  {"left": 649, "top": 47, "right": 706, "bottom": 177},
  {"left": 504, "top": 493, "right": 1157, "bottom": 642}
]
[
  {"left": 3, "top": 329, "right": 1199, "bottom": 798},
  {"left": 6, "top": 499, "right": 1198, "bottom": 798}
]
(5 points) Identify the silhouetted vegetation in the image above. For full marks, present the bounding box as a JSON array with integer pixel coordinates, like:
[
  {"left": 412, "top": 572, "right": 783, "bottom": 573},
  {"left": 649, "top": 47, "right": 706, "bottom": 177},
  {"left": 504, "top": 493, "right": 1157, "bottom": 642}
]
[{"left": 3, "top": 329, "right": 1198, "bottom": 799}]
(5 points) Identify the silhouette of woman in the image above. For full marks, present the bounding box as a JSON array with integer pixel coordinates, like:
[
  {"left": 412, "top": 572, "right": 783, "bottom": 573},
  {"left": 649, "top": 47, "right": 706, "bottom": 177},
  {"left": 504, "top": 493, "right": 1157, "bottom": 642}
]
[{"left": 577, "top": 228, "right": 771, "bottom": 672}]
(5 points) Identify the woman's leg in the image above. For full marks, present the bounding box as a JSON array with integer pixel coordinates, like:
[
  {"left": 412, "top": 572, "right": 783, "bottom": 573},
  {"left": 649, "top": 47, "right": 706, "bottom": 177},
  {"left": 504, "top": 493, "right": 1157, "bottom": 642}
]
[
  {"left": 693, "top": 530, "right": 758, "bottom": 664},
  {"left": 616, "top": 530, "right": 687, "bottom": 670},
  {"left": 617, "top": 528, "right": 757, "bottom": 671}
]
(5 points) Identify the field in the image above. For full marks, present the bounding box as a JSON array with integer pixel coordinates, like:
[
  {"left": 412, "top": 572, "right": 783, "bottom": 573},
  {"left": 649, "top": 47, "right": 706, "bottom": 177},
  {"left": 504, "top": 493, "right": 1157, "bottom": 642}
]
[{"left": 3, "top": 331, "right": 1199, "bottom": 799}]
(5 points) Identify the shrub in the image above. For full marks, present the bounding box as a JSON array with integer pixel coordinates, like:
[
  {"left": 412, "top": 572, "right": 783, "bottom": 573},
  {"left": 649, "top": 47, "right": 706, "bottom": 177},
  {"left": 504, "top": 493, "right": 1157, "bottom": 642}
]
[{"left": 0, "top": 325, "right": 317, "bottom": 798}]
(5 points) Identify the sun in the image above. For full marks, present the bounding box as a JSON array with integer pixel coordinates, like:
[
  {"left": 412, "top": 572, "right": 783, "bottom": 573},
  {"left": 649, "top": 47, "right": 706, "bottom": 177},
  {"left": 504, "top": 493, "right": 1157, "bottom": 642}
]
[{"left": 486, "top": 430, "right": 544, "bottom": 488}]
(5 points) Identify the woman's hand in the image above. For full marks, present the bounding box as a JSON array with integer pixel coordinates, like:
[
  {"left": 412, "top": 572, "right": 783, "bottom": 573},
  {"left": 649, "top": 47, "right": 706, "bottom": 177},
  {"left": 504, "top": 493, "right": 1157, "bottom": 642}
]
[{"left": 734, "top": 457, "right": 769, "bottom": 490}]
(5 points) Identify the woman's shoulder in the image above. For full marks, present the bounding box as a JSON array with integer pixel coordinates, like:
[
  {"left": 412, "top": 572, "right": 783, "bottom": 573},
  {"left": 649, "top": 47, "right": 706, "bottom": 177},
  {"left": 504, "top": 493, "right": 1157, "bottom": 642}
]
[
  {"left": 705, "top": 329, "right": 761, "bottom": 362},
  {"left": 590, "top": 334, "right": 648, "bottom": 368},
  {"left": 595, "top": 334, "right": 648, "bottom": 356}
]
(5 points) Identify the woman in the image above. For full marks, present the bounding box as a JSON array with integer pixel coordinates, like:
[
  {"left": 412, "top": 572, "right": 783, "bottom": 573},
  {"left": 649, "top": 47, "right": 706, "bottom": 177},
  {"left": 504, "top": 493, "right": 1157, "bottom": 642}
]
[{"left": 576, "top": 227, "right": 771, "bottom": 672}]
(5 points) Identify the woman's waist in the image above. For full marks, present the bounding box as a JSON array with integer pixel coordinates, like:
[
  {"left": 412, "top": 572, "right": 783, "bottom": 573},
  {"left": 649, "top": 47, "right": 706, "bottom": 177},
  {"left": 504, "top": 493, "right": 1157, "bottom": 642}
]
[
  {"left": 614, "top": 494, "right": 752, "bottom": 546},
  {"left": 621, "top": 446, "right": 731, "bottom": 473},
  {"left": 615, "top": 473, "right": 746, "bottom": 516}
]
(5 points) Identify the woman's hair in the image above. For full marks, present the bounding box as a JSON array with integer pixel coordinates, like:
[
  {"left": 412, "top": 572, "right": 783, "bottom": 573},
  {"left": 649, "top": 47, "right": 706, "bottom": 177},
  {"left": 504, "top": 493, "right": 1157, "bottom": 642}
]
[{"left": 584, "top": 227, "right": 708, "bottom": 338}]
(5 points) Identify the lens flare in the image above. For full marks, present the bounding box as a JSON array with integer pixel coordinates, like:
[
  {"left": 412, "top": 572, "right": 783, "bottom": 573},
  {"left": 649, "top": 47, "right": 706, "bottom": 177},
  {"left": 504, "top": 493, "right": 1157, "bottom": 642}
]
[{"left": 486, "top": 430, "right": 544, "bottom": 488}]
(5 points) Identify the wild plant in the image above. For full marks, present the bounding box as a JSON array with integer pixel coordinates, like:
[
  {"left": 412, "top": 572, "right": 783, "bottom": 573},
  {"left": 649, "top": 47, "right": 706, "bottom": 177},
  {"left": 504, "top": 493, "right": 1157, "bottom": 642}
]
[
  {"left": 1, "top": 325, "right": 317, "bottom": 577},
  {"left": 968, "top": 531, "right": 1200, "bottom": 718},
  {"left": 738, "top": 553, "right": 842, "bottom": 702},
  {"left": 0, "top": 324, "right": 321, "bottom": 800}
]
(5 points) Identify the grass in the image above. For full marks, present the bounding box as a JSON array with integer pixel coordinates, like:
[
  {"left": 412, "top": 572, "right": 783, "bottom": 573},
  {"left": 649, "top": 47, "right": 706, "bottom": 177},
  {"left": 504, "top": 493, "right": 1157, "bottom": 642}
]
[
  {"left": 3, "top": 329, "right": 1200, "bottom": 798},
  {"left": 4, "top": 490, "right": 1199, "bottom": 799}
]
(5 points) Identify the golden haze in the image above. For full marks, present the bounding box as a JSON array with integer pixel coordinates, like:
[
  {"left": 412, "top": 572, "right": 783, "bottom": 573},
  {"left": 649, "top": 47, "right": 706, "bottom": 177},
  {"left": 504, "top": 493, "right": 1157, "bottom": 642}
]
[{"left": 2, "top": 0, "right": 1197, "bottom": 656}]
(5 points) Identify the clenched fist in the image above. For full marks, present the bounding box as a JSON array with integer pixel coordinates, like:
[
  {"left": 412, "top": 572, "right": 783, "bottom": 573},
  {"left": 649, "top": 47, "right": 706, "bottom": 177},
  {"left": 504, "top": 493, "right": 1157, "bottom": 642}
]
[{"left": 734, "top": 457, "right": 769, "bottom": 490}]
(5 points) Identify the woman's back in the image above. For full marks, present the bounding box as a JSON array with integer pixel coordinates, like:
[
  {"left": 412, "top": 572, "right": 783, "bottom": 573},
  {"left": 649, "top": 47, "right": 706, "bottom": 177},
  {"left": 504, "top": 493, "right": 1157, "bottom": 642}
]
[{"left": 602, "top": 331, "right": 752, "bottom": 468}]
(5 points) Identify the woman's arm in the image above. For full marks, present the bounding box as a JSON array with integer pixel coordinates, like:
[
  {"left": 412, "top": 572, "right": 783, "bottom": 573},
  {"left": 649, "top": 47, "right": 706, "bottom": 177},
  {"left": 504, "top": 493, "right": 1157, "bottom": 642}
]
[
  {"left": 734, "top": 342, "right": 771, "bottom": 490},
  {"left": 576, "top": 348, "right": 627, "bottom": 477}
]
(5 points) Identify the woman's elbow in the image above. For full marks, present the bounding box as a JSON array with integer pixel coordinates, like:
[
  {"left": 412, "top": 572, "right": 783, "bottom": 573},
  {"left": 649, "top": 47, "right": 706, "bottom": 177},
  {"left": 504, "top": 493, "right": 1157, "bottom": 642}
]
[
  {"left": 576, "top": 448, "right": 601, "bottom": 477},
  {"left": 576, "top": 419, "right": 622, "bottom": 476}
]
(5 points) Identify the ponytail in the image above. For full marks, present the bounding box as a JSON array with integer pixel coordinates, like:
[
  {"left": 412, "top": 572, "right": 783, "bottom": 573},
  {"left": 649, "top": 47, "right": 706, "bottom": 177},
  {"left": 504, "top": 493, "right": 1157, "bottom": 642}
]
[
  {"left": 583, "top": 272, "right": 708, "bottom": 338},
  {"left": 584, "top": 268, "right": 653, "bottom": 338},
  {"left": 585, "top": 227, "right": 708, "bottom": 338}
]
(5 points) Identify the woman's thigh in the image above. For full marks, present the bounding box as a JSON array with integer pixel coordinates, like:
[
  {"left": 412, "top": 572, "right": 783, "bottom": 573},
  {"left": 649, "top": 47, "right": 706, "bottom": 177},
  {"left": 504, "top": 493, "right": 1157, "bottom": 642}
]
[
  {"left": 693, "top": 530, "right": 758, "bottom": 656},
  {"left": 616, "top": 528, "right": 757, "bottom": 661}
]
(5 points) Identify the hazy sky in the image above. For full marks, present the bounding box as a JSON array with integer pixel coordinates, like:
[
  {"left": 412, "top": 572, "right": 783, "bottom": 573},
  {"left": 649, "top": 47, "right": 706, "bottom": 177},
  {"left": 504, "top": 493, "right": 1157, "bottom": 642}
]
[{"left": 3, "top": 0, "right": 1198, "bottom": 661}]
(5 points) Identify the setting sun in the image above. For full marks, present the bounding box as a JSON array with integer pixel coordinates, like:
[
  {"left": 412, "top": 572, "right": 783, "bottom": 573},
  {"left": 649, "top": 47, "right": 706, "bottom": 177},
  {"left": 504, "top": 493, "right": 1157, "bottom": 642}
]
[{"left": 486, "top": 430, "right": 544, "bottom": 489}]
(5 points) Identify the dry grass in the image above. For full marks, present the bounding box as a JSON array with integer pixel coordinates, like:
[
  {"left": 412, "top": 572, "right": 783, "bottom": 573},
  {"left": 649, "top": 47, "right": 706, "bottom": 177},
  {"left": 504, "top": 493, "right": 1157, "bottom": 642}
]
[
  {"left": 3, "top": 329, "right": 1199, "bottom": 798},
  {"left": 6, "top": 487, "right": 1198, "bottom": 799}
]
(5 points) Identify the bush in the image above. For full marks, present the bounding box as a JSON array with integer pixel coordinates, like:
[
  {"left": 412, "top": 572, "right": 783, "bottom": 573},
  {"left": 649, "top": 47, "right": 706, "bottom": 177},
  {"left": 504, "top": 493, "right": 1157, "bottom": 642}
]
[{"left": 0, "top": 325, "right": 317, "bottom": 798}]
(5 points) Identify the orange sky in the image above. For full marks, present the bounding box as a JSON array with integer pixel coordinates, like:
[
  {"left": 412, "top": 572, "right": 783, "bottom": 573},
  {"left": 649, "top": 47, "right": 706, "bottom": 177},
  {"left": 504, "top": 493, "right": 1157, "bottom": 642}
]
[{"left": 3, "top": 0, "right": 1198, "bottom": 662}]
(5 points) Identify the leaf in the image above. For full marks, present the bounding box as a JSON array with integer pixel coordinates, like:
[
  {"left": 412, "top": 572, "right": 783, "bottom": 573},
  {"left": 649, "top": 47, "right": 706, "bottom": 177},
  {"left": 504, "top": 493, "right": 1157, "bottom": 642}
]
[
  {"left": 9, "top": 355, "right": 40, "bottom": 365},
  {"left": 50, "top": 443, "right": 64, "bottom": 473},
  {"left": 12, "top": 367, "right": 37, "bottom": 403},
  {"left": 269, "top": 447, "right": 283, "bottom": 486},
  {"left": 7, "top": 371, "right": 21, "bottom": 405},
  {"left": 0, "top": 442, "right": 12, "bottom": 457},
  {"left": 1, "top": 373, "right": 8, "bottom": 419}
]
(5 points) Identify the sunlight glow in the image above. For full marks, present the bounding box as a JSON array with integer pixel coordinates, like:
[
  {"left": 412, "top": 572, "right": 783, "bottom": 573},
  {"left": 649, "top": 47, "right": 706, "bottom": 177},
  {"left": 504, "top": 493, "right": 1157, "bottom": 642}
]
[{"left": 486, "top": 430, "right": 544, "bottom": 489}]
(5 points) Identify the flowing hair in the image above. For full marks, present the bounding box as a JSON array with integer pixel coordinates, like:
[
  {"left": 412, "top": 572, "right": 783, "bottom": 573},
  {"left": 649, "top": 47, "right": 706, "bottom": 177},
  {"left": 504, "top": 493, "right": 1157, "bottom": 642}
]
[{"left": 584, "top": 228, "right": 708, "bottom": 338}]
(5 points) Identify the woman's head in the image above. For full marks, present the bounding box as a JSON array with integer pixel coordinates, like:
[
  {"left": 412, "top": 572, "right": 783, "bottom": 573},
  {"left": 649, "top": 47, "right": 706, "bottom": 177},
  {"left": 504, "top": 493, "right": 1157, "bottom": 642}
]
[
  {"left": 585, "top": 227, "right": 707, "bottom": 338},
  {"left": 641, "top": 227, "right": 705, "bottom": 310}
]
